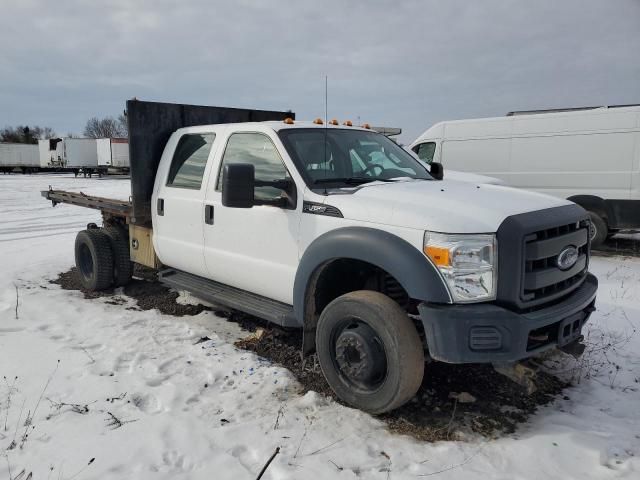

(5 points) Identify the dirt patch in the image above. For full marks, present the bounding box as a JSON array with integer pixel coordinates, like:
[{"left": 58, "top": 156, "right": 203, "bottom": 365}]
[
  {"left": 51, "top": 267, "right": 569, "bottom": 441},
  {"left": 234, "top": 320, "right": 568, "bottom": 442},
  {"left": 50, "top": 267, "right": 210, "bottom": 317}
]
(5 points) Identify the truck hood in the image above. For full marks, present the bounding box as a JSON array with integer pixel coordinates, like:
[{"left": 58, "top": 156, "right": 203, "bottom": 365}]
[
  {"left": 324, "top": 179, "right": 572, "bottom": 233},
  {"left": 444, "top": 169, "right": 505, "bottom": 186}
]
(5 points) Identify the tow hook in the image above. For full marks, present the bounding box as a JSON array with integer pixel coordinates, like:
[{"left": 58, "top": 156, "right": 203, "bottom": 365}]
[
  {"left": 559, "top": 335, "right": 586, "bottom": 358},
  {"left": 493, "top": 361, "right": 537, "bottom": 394}
]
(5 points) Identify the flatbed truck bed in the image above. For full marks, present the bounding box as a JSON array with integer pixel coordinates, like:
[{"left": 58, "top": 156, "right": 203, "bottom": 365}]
[{"left": 42, "top": 188, "right": 132, "bottom": 218}]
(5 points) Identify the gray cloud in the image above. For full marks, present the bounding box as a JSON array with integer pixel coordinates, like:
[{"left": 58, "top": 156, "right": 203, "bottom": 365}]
[{"left": 1, "top": 0, "right": 639, "bottom": 142}]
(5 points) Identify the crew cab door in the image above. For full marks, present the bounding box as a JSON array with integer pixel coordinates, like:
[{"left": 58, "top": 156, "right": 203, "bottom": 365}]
[
  {"left": 152, "top": 130, "right": 219, "bottom": 277},
  {"left": 203, "top": 129, "right": 301, "bottom": 304}
]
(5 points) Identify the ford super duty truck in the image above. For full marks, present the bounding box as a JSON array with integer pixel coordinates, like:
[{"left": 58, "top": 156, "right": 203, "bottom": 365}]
[{"left": 43, "top": 100, "right": 598, "bottom": 414}]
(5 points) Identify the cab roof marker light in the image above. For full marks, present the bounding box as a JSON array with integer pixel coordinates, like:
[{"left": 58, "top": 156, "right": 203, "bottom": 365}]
[
  {"left": 313, "top": 118, "right": 324, "bottom": 125},
  {"left": 343, "top": 120, "right": 353, "bottom": 126},
  {"left": 362, "top": 123, "right": 371, "bottom": 129},
  {"left": 283, "top": 118, "right": 294, "bottom": 125},
  {"left": 329, "top": 119, "right": 339, "bottom": 125}
]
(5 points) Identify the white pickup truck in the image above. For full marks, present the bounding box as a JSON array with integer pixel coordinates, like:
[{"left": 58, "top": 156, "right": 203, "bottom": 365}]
[{"left": 43, "top": 100, "right": 598, "bottom": 414}]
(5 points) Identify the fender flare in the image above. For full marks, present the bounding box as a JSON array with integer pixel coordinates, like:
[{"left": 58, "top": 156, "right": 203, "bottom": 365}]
[
  {"left": 568, "top": 195, "right": 609, "bottom": 221},
  {"left": 293, "top": 227, "right": 451, "bottom": 351}
]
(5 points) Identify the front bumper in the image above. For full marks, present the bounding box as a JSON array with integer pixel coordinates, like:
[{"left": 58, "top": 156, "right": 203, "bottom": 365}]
[{"left": 417, "top": 273, "right": 598, "bottom": 363}]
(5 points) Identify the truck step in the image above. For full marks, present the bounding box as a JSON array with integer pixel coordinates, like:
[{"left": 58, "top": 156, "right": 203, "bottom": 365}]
[{"left": 158, "top": 269, "right": 298, "bottom": 328}]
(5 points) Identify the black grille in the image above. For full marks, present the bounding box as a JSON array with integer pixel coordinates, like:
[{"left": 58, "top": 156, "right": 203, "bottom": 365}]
[
  {"left": 522, "top": 220, "right": 589, "bottom": 306},
  {"left": 496, "top": 204, "right": 591, "bottom": 311}
]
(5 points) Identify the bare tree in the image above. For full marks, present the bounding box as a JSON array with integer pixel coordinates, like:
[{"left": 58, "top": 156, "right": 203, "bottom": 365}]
[
  {"left": 0, "top": 125, "right": 56, "bottom": 144},
  {"left": 117, "top": 113, "right": 128, "bottom": 137},
  {"left": 83, "top": 116, "right": 127, "bottom": 138}
]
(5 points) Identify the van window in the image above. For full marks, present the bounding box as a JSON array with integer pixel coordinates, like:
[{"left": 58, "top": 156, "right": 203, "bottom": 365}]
[
  {"left": 414, "top": 142, "right": 436, "bottom": 163},
  {"left": 217, "top": 132, "right": 290, "bottom": 201},
  {"left": 167, "top": 133, "right": 216, "bottom": 189}
]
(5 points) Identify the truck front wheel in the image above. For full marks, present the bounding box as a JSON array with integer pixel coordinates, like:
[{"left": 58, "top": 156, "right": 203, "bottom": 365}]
[
  {"left": 74, "top": 229, "right": 114, "bottom": 291},
  {"left": 315, "top": 290, "right": 424, "bottom": 414}
]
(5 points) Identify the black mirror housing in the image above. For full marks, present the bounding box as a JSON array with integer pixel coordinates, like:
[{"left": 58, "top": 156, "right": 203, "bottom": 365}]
[
  {"left": 430, "top": 162, "right": 444, "bottom": 180},
  {"left": 222, "top": 163, "right": 255, "bottom": 208}
]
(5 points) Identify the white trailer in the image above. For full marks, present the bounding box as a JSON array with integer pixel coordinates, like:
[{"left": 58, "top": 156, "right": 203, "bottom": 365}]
[
  {"left": 0, "top": 143, "right": 41, "bottom": 173},
  {"left": 410, "top": 105, "right": 640, "bottom": 245},
  {"left": 39, "top": 138, "right": 104, "bottom": 176},
  {"left": 97, "top": 138, "right": 130, "bottom": 172}
]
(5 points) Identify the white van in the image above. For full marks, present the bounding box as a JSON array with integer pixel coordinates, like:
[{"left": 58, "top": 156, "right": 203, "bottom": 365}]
[{"left": 410, "top": 106, "right": 640, "bottom": 246}]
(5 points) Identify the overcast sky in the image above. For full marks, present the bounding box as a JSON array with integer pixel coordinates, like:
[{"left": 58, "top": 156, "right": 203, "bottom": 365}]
[{"left": 1, "top": 0, "right": 639, "bottom": 143}]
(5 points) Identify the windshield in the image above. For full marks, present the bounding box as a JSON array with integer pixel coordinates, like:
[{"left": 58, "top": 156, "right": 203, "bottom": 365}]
[{"left": 278, "top": 128, "right": 432, "bottom": 187}]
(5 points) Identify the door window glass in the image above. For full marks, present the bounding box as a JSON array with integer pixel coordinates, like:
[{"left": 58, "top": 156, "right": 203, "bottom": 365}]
[
  {"left": 218, "top": 133, "right": 290, "bottom": 201},
  {"left": 167, "top": 133, "right": 216, "bottom": 189},
  {"left": 415, "top": 142, "right": 436, "bottom": 164}
]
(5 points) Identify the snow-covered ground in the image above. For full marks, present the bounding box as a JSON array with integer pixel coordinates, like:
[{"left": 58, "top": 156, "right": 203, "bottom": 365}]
[{"left": 0, "top": 174, "right": 638, "bottom": 479}]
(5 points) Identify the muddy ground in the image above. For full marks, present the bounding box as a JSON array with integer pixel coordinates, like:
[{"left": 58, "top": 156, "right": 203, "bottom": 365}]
[
  {"left": 51, "top": 267, "right": 569, "bottom": 442},
  {"left": 51, "top": 266, "right": 210, "bottom": 316}
]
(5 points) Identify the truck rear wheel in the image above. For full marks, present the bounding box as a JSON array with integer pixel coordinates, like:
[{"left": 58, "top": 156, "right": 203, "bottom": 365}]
[
  {"left": 315, "top": 290, "right": 424, "bottom": 414},
  {"left": 588, "top": 211, "right": 607, "bottom": 248},
  {"left": 74, "top": 229, "right": 114, "bottom": 291},
  {"left": 104, "top": 226, "right": 133, "bottom": 287}
]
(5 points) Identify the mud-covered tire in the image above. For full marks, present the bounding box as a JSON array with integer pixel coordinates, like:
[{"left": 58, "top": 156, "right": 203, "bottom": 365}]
[
  {"left": 316, "top": 290, "right": 424, "bottom": 414},
  {"left": 588, "top": 211, "right": 608, "bottom": 248},
  {"left": 104, "top": 226, "right": 133, "bottom": 287},
  {"left": 74, "top": 229, "right": 114, "bottom": 291}
]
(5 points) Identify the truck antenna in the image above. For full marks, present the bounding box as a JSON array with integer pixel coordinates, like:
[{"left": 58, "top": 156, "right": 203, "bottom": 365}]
[
  {"left": 323, "top": 75, "right": 328, "bottom": 191},
  {"left": 324, "top": 75, "right": 328, "bottom": 125}
]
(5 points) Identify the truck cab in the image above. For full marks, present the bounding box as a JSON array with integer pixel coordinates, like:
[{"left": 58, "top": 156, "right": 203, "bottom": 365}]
[{"left": 150, "top": 120, "right": 597, "bottom": 412}]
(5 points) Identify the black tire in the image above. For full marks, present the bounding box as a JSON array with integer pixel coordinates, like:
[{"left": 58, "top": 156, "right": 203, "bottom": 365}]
[
  {"left": 588, "top": 211, "right": 608, "bottom": 248},
  {"left": 316, "top": 290, "right": 424, "bottom": 414},
  {"left": 104, "top": 226, "right": 133, "bottom": 287},
  {"left": 74, "top": 229, "right": 114, "bottom": 291}
]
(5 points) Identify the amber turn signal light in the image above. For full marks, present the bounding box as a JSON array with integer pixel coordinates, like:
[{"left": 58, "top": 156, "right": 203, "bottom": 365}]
[{"left": 424, "top": 245, "right": 450, "bottom": 266}]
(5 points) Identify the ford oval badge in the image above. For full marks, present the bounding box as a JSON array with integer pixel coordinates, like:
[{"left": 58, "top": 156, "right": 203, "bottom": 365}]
[{"left": 557, "top": 246, "right": 579, "bottom": 270}]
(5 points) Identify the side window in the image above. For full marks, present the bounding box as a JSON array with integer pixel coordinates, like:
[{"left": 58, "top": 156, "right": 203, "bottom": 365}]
[
  {"left": 167, "top": 133, "right": 216, "bottom": 189},
  {"left": 217, "top": 132, "right": 290, "bottom": 201},
  {"left": 415, "top": 142, "right": 436, "bottom": 164}
]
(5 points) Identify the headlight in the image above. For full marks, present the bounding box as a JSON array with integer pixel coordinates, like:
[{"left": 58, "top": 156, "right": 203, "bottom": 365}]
[{"left": 423, "top": 232, "right": 497, "bottom": 303}]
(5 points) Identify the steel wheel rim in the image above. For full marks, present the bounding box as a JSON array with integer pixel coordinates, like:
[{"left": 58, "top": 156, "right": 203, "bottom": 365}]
[
  {"left": 330, "top": 317, "right": 388, "bottom": 393},
  {"left": 78, "top": 243, "right": 94, "bottom": 279}
]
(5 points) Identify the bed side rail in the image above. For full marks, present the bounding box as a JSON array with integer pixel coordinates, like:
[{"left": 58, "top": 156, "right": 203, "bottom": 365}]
[{"left": 41, "top": 188, "right": 131, "bottom": 218}]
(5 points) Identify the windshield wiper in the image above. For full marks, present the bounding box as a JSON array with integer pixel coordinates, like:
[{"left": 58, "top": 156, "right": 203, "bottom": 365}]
[{"left": 313, "top": 177, "right": 394, "bottom": 185}]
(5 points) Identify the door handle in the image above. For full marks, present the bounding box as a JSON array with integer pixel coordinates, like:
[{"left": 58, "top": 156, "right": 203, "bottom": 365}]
[
  {"left": 205, "top": 204, "right": 214, "bottom": 225},
  {"left": 157, "top": 198, "right": 164, "bottom": 216}
]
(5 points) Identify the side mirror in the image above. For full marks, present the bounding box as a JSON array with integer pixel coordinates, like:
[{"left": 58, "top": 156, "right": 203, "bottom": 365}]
[
  {"left": 430, "top": 162, "right": 444, "bottom": 180},
  {"left": 222, "top": 163, "right": 255, "bottom": 208}
]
